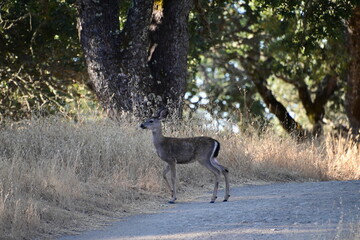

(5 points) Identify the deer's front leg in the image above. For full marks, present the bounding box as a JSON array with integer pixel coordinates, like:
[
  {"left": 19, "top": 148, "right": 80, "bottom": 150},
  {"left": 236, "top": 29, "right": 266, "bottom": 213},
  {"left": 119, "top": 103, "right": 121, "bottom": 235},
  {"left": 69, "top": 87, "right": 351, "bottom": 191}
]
[
  {"left": 168, "top": 162, "right": 177, "bottom": 204},
  {"left": 163, "top": 164, "right": 172, "bottom": 194}
]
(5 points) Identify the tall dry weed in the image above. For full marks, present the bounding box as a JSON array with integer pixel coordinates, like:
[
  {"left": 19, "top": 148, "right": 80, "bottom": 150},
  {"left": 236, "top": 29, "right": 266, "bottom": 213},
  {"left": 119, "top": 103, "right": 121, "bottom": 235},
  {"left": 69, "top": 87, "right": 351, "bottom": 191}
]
[
  {"left": 325, "top": 134, "right": 360, "bottom": 180},
  {"left": 0, "top": 117, "right": 163, "bottom": 239},
  {"left": 0, "top": 116, "right": 359, "bottom": 239}
]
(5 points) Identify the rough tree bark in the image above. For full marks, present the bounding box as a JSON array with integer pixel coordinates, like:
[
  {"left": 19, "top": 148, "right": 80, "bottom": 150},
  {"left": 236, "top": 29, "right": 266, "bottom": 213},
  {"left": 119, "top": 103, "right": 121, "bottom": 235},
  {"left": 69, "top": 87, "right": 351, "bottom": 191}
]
[
  {"left": 76, "top": 0, "right": 193, "bottom": 119},
  {"left": 346, "top": 5, "right": 360, "bottom": 136},
  {"left": 149, "top": 0, "right": 193, "bottom": 118},
  {"left": 76, "top": 0, "right": 129, "bottom": 118}
]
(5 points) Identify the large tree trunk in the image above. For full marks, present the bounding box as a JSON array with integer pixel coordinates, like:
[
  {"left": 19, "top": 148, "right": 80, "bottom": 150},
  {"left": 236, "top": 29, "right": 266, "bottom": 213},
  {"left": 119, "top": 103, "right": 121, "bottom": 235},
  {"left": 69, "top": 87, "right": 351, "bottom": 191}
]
[
  {"left": 76, "top": 0, "right": 129, "bottom": 118},
  {"left": 76, "top": 0, "right": 192, "bottom": 119},
  {"left": 149, "top": 0, "right": 193, "bottom": 117},
  {"left": 346, "top": 5, "right": 360, "bottom": 136}
]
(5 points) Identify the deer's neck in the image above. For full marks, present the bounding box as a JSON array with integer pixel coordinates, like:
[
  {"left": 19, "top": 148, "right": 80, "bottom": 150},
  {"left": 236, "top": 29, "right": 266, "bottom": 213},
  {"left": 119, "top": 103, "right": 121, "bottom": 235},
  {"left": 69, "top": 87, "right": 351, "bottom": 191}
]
[{"left": 151, "top": 128, "right": 165, "bottom": 146}]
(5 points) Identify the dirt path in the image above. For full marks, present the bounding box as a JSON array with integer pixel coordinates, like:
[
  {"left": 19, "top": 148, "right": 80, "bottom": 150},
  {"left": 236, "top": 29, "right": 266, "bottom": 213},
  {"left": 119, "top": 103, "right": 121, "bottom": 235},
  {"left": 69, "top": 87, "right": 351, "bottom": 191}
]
[{"left": 59, "top": 180, "right": 360, "bottom": 240}]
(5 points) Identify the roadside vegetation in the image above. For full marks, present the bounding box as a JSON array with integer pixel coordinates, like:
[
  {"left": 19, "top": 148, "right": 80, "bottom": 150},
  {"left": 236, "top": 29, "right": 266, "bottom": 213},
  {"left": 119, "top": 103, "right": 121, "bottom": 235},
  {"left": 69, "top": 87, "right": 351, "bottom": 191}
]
[{"left": 0, "top": 115, "right": 359, "bottom": 239}]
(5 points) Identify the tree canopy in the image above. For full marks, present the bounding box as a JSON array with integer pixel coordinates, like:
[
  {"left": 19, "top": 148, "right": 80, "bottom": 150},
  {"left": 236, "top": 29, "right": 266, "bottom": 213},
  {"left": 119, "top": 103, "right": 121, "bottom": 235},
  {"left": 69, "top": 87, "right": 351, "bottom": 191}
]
[
  {"left": 1, "top": 0, "right": 359, "bottom": 137},
  {"left": 188, "top": 0, "right": 358, "bottom": 136}
]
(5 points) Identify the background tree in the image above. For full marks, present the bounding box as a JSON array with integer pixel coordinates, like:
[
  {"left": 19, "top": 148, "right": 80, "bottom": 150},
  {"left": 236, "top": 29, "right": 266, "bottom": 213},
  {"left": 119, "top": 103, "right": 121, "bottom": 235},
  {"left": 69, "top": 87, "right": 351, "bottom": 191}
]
[
  {"left": 346, "top": 4, "right": 360, "bottom": 136},
  {"left": 0, "top": 0, "right": 89, "bottom": 121},
  {"left": 1, "top": 0, "right": 359, "bottom": 140},
  {"left": 188, "top": 0, "right": 355, "bottom": 137}
]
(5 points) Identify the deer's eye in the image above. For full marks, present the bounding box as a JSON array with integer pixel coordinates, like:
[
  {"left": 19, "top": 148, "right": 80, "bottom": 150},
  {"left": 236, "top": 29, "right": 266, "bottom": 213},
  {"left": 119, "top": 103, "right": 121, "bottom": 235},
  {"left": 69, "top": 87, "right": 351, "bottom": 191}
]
[{"left": 149, "top": 120, "right": 154, "bottom": 123}]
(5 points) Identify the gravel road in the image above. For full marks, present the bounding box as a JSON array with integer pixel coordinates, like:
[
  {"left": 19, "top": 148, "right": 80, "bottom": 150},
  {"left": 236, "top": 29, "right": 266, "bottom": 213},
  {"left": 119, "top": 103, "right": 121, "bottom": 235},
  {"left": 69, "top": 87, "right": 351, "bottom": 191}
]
[{"left": 59, "top": 180, "right": 360, "bottom": 240}]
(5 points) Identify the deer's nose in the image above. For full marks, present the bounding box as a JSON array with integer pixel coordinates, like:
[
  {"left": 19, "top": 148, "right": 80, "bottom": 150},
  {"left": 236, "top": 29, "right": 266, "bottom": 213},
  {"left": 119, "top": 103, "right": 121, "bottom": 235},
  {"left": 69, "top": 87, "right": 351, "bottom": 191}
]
[{"left": 140, "top": 124, "right": 147, "bottom": 129}]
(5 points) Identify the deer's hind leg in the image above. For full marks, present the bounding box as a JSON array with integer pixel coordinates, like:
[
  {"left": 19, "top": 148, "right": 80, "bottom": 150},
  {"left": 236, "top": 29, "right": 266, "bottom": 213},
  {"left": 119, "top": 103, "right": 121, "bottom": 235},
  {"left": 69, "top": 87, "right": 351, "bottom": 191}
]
[
  {"left": 222, "top": 168, "right": 230, "bottom": 201},
  {"left": 211, "top": 157, "right": 230, "bottom": 202},
  {"left": 200, "top": 161, "right": 221, "bottom": 203}
]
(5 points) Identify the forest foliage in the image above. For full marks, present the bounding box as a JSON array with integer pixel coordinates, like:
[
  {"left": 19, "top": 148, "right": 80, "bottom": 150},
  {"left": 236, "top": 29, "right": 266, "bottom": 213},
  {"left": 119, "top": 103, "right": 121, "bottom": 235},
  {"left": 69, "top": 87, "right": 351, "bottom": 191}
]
[{"left": 0, "top": 0, "right": 359, "bottom": 136}]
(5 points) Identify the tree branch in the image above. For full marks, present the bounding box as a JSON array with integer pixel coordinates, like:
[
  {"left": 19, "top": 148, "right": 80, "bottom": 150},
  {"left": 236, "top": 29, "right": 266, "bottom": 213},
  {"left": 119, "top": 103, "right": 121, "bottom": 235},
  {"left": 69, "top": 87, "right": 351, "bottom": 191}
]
[
  {"left": 314, "top": 74, "right": 337, "bottom": 107},
  {"left": 252, "top": 75, "right": 307, "bottom": 139}
]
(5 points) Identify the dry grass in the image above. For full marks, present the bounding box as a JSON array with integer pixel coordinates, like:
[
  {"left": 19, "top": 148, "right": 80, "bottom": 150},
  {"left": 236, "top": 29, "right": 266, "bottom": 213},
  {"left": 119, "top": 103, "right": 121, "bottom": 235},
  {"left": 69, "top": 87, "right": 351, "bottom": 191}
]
[{"left": 0, "top": 116, "right": 359, "bottom": 239}]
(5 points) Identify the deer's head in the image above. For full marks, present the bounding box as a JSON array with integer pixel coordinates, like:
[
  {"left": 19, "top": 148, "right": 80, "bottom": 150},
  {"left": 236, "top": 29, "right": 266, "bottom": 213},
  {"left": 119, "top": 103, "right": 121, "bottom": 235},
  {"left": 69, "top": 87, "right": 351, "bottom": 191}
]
[{"left": 140, "top": 108, "right": 168, "bottom": 130}]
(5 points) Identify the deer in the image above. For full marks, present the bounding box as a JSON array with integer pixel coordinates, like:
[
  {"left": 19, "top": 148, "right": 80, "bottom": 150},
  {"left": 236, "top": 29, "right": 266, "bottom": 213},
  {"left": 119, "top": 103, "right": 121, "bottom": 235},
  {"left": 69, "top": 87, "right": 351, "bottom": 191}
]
[{"left": 140, "top": 108, "right": 230, "bottom": 204}]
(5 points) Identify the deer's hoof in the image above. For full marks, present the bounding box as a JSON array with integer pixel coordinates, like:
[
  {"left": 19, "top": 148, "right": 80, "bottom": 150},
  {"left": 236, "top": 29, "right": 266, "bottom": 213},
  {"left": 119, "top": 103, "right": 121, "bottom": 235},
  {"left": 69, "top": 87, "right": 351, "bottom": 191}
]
[
  {"left": 168, "top": 200, "right": 176, "bottom": 204},
  {"left": 210, "top": 196, "right": 217, "bottom": 203},
  {"left": 223, "top": 194, "right": 230, "bottom": 202},
  {"left": 210, "top": 198, "right": 217, "bottom": 203}
]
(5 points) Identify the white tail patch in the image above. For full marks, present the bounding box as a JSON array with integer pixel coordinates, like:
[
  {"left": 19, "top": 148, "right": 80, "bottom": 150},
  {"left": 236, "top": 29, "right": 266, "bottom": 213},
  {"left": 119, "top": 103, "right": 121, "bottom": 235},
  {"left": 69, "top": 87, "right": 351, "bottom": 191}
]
[
  {"left": 211, "top": 141, "right": 219, "bottom": 158},
  {"left": 210, "top": 141, "right": 222, "bottom": 171}
]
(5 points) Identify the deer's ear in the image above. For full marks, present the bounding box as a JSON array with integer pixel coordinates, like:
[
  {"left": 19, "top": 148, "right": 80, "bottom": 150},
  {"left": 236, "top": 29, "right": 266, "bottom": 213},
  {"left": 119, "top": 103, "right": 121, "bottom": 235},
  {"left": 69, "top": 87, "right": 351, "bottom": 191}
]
[{"left": 157, "top": 108, "right": 169, "bottom": 120}]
